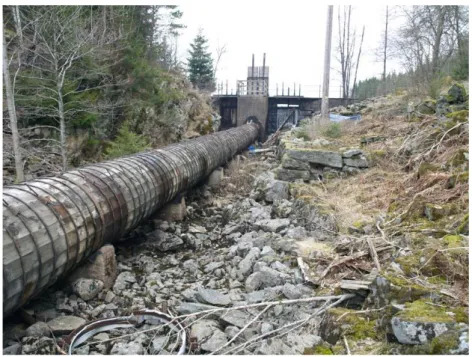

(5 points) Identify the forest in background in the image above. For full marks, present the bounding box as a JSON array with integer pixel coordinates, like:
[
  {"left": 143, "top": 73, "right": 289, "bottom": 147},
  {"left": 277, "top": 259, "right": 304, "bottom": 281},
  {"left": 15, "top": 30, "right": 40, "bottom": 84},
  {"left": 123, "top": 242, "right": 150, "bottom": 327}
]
[
  {"left": 351, "top": 6, "right": 469, "bottom": 100},
  {"left": 3, "top": 5, "right": 218, "bottom": 183}
]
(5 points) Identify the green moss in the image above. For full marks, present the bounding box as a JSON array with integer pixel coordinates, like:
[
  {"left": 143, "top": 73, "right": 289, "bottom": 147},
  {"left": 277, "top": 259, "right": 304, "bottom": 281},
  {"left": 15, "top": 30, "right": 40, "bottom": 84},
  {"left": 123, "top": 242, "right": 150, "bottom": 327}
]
[
  {"left": 448, "top": 149, "right": 468, "bottom": 167},
  {"left": 424, "top": 202, "right": 460, "bottom": 221},
  {"left": 328, "top": 308, "right": 377, "bottom": 341},
  {"left": 322, "top": 123, "right": 342, "bottom": 138},
  {"left": 387, "top": 201, "right": 399, "bottom": 214},
  {"left": 443, "top": 234, "right": 462, "bottom": 248},
  {"left": 417, "top": 162, "right": 440, "bottom": 178},
  {"left": 447, "top": 171, "right": 469, "bottom": 188},
  {"left": 304, "top": 345, "right": 333, "bottom": 355},
  {"left": 452, "top": 307, "right": 469, "bottom": 324},
  {"left": 330, "top": 345, "right": 346, "bottom": 355},
  {"left": 381, "top": 273, "right": 433, "bottom": 302},
  {"left": 426, "top": 275, "right": 447, "bottom": 285},
  {"left": 430, "top": 332, "right": 461, "bottom": 354},
  {"left": 395, "top": 248, "right": 441, "bottom": 276},
  {"left": 295, "top": 128, "right": 310, "bottom": 141},
  {"left": 352, "top": 220, "right": 365, "bottom": 229},
  {"left": 455, "top": 213, "right": 469, "bottom": 234},
  {"left": 396, "top": 299, "right": 455, "bottom": 323},
  {"left": 442, "top": 234, "right": 467, "bottom": 258}
]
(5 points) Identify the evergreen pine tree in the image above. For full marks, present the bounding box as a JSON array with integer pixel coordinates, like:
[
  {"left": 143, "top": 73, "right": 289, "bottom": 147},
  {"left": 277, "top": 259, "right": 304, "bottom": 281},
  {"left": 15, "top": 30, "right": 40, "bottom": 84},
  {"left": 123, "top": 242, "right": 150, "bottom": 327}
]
[{"left": 187, "top": 30, "right": 215, "bottom": 91}]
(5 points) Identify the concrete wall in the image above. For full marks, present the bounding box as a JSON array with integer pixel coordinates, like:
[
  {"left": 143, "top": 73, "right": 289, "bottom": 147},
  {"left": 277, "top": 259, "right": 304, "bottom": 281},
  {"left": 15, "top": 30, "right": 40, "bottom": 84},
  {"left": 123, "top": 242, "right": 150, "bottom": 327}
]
[{"left": 237, "top": 96, "right": 269, "bottom": 133}]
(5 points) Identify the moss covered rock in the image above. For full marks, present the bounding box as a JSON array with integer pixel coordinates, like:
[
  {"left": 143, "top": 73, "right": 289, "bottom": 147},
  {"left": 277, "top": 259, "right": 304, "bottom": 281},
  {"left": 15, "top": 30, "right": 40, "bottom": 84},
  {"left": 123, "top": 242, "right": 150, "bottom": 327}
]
[
  {"left": 281, "top": 154, "right": 310, "bottom": 170},
  {"left": 424, "top": 203, "right": 460, "bottom": 221},
  {"left": 446, "top": 83, "right": 467, "bottom": 104},
  {"left": 286, "top": 149, "right": 343, "bottom": 169},
  {"left": 275, "top": 167, "right": 311, "bottom": 182},
  {"left": 320, "top": 307, "right": 378, "bottom": 345},
  {"left": 417, "top": 99, "right": 437, "bottom": 114},
  {"left": 368, "top": 275, "right": 435, "bottom": 309},
  {"left": 446, "top": 110, "right": 469, "bottom": 122},
  {"left": 391, "top": 300, "right": 465, "bottom": 345}
]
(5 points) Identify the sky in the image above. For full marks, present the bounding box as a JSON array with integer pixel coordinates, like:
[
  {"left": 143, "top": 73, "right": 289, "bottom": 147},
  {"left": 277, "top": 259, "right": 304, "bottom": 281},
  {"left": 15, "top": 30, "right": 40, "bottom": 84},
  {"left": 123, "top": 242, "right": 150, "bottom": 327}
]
[{"left": 176, "top": 1, "right": 405, "bottom": 98}]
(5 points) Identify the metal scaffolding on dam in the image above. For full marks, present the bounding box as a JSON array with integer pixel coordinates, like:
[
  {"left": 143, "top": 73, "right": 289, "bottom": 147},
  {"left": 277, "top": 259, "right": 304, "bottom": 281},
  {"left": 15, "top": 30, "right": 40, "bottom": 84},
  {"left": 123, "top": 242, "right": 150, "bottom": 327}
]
[{"left": 3, "top": 124, "right": 259, "bottom": 317}]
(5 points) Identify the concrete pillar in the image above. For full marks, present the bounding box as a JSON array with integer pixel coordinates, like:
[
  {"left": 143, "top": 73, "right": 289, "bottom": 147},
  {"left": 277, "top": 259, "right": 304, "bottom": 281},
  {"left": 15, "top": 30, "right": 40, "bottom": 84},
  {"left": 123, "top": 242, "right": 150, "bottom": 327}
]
[
  {"left": 207, "top": 167, "right": 224, "bottom": 188},
  {"left": 154, "top": 194, "right": 187, "bottom": 222}
]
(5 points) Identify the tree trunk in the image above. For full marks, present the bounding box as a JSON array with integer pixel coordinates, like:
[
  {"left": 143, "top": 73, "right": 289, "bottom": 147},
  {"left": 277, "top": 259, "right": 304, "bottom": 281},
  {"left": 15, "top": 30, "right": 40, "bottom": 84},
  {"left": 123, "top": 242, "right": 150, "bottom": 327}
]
[
  {"left": 3, "top": 33, "right": 24, "bottom": 183},
  {"left": 351, "top": 26, "right": 365, "bottom": 99},
  {"left": 431, "top": 6, "right": 447, "bottom": 76},
  {"left": 13, "top": 6, "right": 23, "bottom": 46},
  {"left": 320, "top": 5, "right": 334, "bottom": 125},
  {"left": 57, "top": 86, "right": 67, "bottom": 171},
  {"left": 383, "top": 6, "right": 388, "bottom": 96}
]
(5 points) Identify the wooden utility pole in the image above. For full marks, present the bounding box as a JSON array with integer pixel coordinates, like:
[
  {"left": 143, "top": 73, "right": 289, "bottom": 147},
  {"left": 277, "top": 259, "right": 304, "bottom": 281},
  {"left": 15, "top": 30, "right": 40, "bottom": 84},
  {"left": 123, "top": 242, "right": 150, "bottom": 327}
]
[{"left": 320, "top": 5, "right": 333, "bottom": 124}]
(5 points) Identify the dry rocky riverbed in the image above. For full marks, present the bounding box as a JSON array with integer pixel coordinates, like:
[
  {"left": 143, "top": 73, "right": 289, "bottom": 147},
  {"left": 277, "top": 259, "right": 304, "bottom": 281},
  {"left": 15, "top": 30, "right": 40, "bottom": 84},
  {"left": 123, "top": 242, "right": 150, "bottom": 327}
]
[
  {"left": 4, "top": 156, "right": 344, "bottom": 355},
  {"left": 3, "top": 88, "right": 470, "bottom": 355}
]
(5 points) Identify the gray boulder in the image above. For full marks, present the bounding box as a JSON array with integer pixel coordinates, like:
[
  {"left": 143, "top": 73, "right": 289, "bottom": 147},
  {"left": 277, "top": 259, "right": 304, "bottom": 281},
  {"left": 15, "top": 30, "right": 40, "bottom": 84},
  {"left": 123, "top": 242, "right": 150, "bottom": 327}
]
[
  {"left": 220, "top": 310, "right": 252, "bottom": 328},
  {"left": 113, "top": 271, "right": 136, "bottom": 294},
  {"left": 254, "top": 219, "right": 290, "bottom": 233},
  {"left": 238, "top": 247, "right": 261, "bottom": 276},
  {"left": 190, "top": 319, "right": 220, "bottom": 341},
  {"left": 276, "top": 168, "right": 311, "bottom": 182},
  {"left": 245, "top": 267, "right": 285, "bottom": 292},
  {"left": 447, "top": 83, "right": 467, "bottom": 103},
  {"left": 146, "top": 230, "right": 184, "bottom": 251},
  {"left": 286, "top": 149, "right": 343, "bottom": 168},
  {"left": 286, "top": 333, "right": 322, "bottom": 353},
  {"left": 272, "top": 199, "right": 293, "bottom": 218},
  {"left": 392, "top": 316, "right": 455, "bottom": 345},
  {"left": 256, "top": 339, "right": 296, "bottom": 355},
  {"left": 47, "top": 316, "right": 86, "bottom": 335},
  {"left": 281, "top": 154, "right": 310, "bottom": 170},
  {"left": 3, "top": 344, "right": 21, "bottom": 355},
  {"left": 250, "top": 172, "right": 289, "bottom": 203},
  {"left": 343, "top": 155, "right": 369, "bottom": 168},
  {"left": 201, "top": 329, "right": 228, "bottom": 352},
  {"left": 204, "top": 261, "right": 225, "bottom": 273},
  {"left": 110, "top": 341, "right": 144, "bottom": 355},
  {"left": 177, "top": 302, "right": 219, "bottom": 315},
  {"left": 196, "top": 287, "right": 231, "bottom": 306},
  {"left": 72, "top": 278, "right": 104, "bottom": 301},
  {"left": 342, "top": 149, "right": 364, "bottom": 158},
  {"left": 26, "top": 322, "right": 51, "bottom": 337}
]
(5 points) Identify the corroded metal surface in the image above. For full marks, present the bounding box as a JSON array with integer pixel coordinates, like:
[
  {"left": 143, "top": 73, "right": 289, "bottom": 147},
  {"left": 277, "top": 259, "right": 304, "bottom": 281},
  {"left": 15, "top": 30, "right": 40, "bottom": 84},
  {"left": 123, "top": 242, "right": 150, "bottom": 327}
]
[{"left": 3, "top": 124, "right": 258, "bottom": 316}]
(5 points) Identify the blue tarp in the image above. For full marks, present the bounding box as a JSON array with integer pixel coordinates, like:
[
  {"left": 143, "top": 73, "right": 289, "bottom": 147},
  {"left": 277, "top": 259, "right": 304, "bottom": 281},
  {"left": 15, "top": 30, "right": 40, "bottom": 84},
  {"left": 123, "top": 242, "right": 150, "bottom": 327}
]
[{"left": 329, "top": 113, "right": 362, "bottom": 122}]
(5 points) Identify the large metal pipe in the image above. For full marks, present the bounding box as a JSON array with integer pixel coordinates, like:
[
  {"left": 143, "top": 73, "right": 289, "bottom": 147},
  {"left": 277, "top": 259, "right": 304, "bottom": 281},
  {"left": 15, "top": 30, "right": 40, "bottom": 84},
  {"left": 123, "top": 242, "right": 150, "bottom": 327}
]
[{"left": 3, "top": 124, "right": 259, "bottom": 317}]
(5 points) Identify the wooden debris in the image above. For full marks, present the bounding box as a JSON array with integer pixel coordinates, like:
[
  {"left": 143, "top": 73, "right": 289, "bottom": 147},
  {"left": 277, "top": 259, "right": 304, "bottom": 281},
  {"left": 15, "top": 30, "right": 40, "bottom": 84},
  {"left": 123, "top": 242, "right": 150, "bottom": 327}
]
[
  {"left": 367, "top": 237, "right": 381, "bottom": 272},
  {"left": 340, "top": 280, "right": 372, "bottom": 291}
]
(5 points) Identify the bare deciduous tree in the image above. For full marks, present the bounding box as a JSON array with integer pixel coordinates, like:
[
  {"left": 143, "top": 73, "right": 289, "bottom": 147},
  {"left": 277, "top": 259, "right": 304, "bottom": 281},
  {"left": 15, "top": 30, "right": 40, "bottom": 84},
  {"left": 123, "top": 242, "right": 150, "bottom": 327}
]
[
  {"left": 3, "top": 30, "right": 24, "bottom": 182},
  {"left": 213, "top": 42, "right": 227, "bottom": 78},
  {"left": 335, "top": 6, "right": 365, "bottom": 99},
  {"left": 351, "top": 25, "right": 365, "bottom": 98},
  {"left": 382, "top": 6, "right": 389, "bottom": 95},
  {"left": 15, "top": 6, "right": 124, "bottom": 170},
  {"left": 393, "top": 5, "right": 468, "bottom": 90}
]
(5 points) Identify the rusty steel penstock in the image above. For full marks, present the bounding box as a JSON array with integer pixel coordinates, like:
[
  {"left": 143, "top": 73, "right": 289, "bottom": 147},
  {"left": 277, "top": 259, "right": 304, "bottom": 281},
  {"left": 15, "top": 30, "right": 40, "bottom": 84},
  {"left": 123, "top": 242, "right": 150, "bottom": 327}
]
[{"left": 3, "top": 124, "right": 259, "bottom": 317}]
